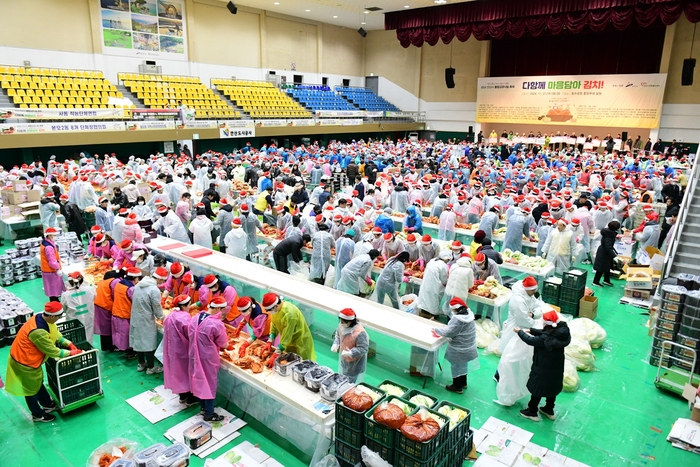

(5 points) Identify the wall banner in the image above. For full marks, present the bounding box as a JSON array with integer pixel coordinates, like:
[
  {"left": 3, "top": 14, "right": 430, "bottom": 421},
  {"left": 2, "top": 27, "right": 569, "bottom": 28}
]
[
  {"left": 476, "top": 73, "right": 667, "bottom": 129},
  {"left": 0, "top": 121, "right": 125, "bottom": 135},
  {"left": 0, "top": 107, "right": 125, "bottom": 120},
  {"left": 126, "top": 120, "right": 175, "bottom": 131},
  {"left": 219, "top": 127, "right": 255, "bottom": 139}
]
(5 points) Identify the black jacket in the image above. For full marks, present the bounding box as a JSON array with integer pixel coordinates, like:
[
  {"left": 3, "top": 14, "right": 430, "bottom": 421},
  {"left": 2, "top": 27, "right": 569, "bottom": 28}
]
[
  {"left": 593, "top": 227, "right": 618, "bottom": 272},
  {"left": 273, "top": 236, "right": 305, "bottom": 262},
  {"left": 532, "top": 203, "right": 549, "bottom": 225},
  {"left": 346, "top": 163, "right": 358, "bottom": 182},
  {"left": 661, "top": 183, "right": 681, "bottom": 204},
  {"left": 518, "top": 323, "right": 571, "bottom": 397},
  {"left": 290, "top": 189, "right": 309, "bottom": 209},
  {"left": 479, "top": 244, "right": 503, "bottom": 264},
  {"left": 111, "top": 192, "right": 129, "bottom": 209},
  {"left": 662, "top": 204, "right": 680, "bottom": 230},
  {"left": 61, "top": 201, "right": 87, "bottom": 236}
]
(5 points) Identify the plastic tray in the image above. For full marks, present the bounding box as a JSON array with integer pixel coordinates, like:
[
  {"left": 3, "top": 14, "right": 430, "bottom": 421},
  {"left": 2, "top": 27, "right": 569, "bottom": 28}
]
[
  {"left": 134, "top": 443, "right": 167, "bottom": 467},
  {"left": 291, "top": 360, "right": 318, "bottom": 385},
  {"left": 273, "top": 352, "right": 300, "bottom": 377},
  {"left": 677, "top": 334, "right": 700, "bottom": 349},
  {"left": 661, "top": 285, "right": 687, "bottom": 303},
  {"left": 365, "top": 396, "right": 417, "bottom": 447},
  {"left": 320, "top": 373, "right": 351, "bottom": 402},
  {"left": 396, "top": 407, "right": 450, "bottom": 461},
  {"left": 656, "top": 317, "right": 680, "bottom": 332},
  {"left": 558, "top": 298, "right": 580, "bottom": 316},
  {"left": 304, "top": 366, "right": 334, "bottom": 392},
  {"left": 57, "top": 319, "right": 87, "bottom": 344},
  {"left": 658, "top": 309, "right": 682, "bottom": 322},
  {"left": 45, "top": 341, "right": 98, "bottom": 375},
  {"left": 335, "top": 383, "right": 387, "bottom": 431},
  {"left": 680, "top": 325, "right": 700, "bottom": 339}
]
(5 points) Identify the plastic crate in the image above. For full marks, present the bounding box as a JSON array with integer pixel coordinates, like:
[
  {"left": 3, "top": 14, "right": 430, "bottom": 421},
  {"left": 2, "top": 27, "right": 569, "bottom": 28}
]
[
  {"left": 52, "top": 378, "right": 102, "bottom": 405},
  {"left": 335, "top": 384, "right": 386, "bottom": 431},
  {"left": 378, "top": 380, "right": 410, "bottom": 398},
  {"left": 680, "top": 325, "right": 700, "bottom": 339},
  {"left": 335, "top": 421, "right": 363, "bottom": 449},
  {"left": 682, "top": 315, "right": 700, "bottom": 330},
  {"left": 562, "top": 269, "right": 587, "bottom": 289},
  {"left": 558, "top": 298, "right": 580, "bottom": 316},
  {"left": 396, "top": 407, "right": 450, "bottom": 461},
  {"left": 45, "top": 341, "right": 98, "bottom": 375},
  {"left": 56, "top": 319, "right": 87, "bottom": 345},
  {"left": 335, "top": 439, "right": 361, "bottom": 467},
  {"left": 542, "top": 279, "right": 561, "bottom": 298},
  {"left": 684, "top": 303, "right": 700, "bottom": 319},
  {"left": 559, "top": 285, "right": 585, "bottom": 303},
  {"left": 434, "top": 401, "right": 471, "bottom": 450},
  {"left": 48, "top": 365, "right": 99, "bottom": 390},
  {"left": 365, "top": 396, "right": 417, "bottom": 447},
  {"left": 364, "top": 437, "right": 395, "bottom": 465},
  {"left": 403, "top": 389, "right": 438, "bottom": 409},
  {"left": 394, "top": 449, "right": 445, "bottom": 467}
]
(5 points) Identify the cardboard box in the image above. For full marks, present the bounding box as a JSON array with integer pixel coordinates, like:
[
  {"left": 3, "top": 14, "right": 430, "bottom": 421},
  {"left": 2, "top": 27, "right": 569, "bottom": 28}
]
[
  {"left": 645, "top": 246, "right": 665, "bottom": 274},
  {"left": 3, "top": 191, "right": 30, "bottom": 205},
  {"left": 1, "top": 206, "right": 12, "bottom": 219},
  {"left": 624, "top": 288, "right": 651, "bottom": 300},
  {"left": 682, "top": 383, "right": 700, "bottom": 423},
  {"left": 579, "top": 296, "right": 598, "bottom": 320},
  {"left": 25, "top": 190, "right": 40, "bottom": 203},
  {"left": 624, "top": 265, "right": 654, "bottom": 290},
  {"left": 11, "top": 180, "right": 28, "bottom": 192}
]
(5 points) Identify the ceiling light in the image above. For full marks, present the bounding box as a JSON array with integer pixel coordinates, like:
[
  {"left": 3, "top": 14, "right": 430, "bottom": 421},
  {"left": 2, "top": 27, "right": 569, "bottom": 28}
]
[
  {"left": 305, "top": 9, "right": 310, "bottom": 12},
  {"left": 274, "top": 2, "right": 279, "bottom": 4},
  {"left": 405, "top": 5, "right": 410, "bottom": 8},
  {"left": 361, "top": 21, "right": 366, "bottom": 24},
  {"left": 435, "top": 0, "right": 447, "bottom": 4},
  {"left": 333, "top": 15, "right": 338, "bottom": 18}
]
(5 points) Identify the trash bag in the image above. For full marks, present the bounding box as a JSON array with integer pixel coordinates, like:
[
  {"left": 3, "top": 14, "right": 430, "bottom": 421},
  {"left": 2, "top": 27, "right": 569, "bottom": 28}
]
[
  {"left": 494, "top": 336, "right": 533, "bottom": 406},
  {"left": 324, "top": 265, "right": 335, "bottom": 287},
  {"left": 314, "top": 454, "right": 340, "bottom": 467},
  {"left": 288, "top": 261, "right": 310, "bottom": 280},
  {"left": 569, "top": 318, "right": 607, "bottom": 349},
  {"left": 564, "top": 338, "right": 596, "bottom": 371},
  {"left": 399, "top": 294, "right": 418, "bottom": 314},
  {"left": 562, "top": 358, "right": 580, "bottom": 392},
  {"left": 86, "top": 438, "right": 140, "bottom": 467},
  {"left": 361, "top": 446, "right": 393, "bottom": 467}
]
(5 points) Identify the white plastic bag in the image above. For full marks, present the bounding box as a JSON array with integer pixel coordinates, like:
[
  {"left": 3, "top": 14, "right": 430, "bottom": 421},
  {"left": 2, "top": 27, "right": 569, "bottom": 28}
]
[
  {"left": 479, "top": 318, "right": 501, "bottom": 338},
  {"left": 324, "top": 265, "right": 335, "bottom": 287},
  {"left": 314, "top": 454, "right": 340, "bottom": 467},
  {"left": 564, "top": 338, "right": 596, "bottom": 371},
  {"left": 85, "top": 438, "right": 140, "bottom": 467},
  {"left": 483, "top": 337, "right": 502, "bottom": 356},
  {"left": 288, "top": 261, "right": 310, "bottom": 280},
  {"left": 494, "top": 336, "right": 533, "bottom": 406},
  {"left": 569, "top": 317, "right": 607, "bottom": 349},
  {"left": 399, "top": 294, "right": 418, "bottom": 313},
  {"left": 475, "top": 322, "right": 495, "bottom": 349},
  {"left": 562, "top": 358, "right": 580, "bottom": 392},
  {"left": 361, "top": 445, "right": 392, "bottom": 467}
]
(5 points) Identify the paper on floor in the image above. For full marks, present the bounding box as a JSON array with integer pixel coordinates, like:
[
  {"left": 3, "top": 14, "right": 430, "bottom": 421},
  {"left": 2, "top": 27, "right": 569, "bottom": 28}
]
[
  {"left": 126, "top": 386, "right": 188, "bottom": 424},
  {"left": 164, "top": 408, "right": 246, "bottom": 458}
]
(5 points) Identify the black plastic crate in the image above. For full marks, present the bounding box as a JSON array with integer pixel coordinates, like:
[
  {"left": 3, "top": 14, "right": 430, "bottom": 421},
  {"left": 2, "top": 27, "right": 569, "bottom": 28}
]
[
  {"left": 365, "top": 396, "right": 417, "bottom": 447},
  {"left": 56, "top": 319, "right": 87, "bottom": 344},
  {"left": 562, "top": 269, "right": 587, "bottom": 289},
  {"left": 677, "top": 334, "right": 700, "bottom": 349},
  {"left": 558, "top": 298, "right": 580, "bottom": 316},
  {"left": 52, "top": 378, "right": 101, "bottom": 405},
  {"left": 394, "top": 449, "right": 445, "bottom": 467},
  {"left": 48, "top": 365, "right": 99, "bottom": 390},
  {"left": 2, "top": 325, "right": 20, "bottom": 338},
  {"left": 542, "top": 279, "right": 561, "bottom": 298},
  {"left": 684, "top": 304, "right": 700, "bottom": 319},
  {"left": 682, "top": 315, "right": 700, "bottom": 330},
  {"left": 45, "top": 341, "right": 98, "bottom": 376},
  {"left": 542, "top": 294, "right": 560, "bottom": 307},
  {"left": 335, "top": 439, "right": 361, "bottom": 467},
  {"left": 335, "top": 384, "right": 386, "bottom": 431},
  {"left": 364, "top": 437, "right": 395, "bottom": 465},
  {"left": 335, "top": 421, "right": 363, "bottom": 449},
  {"left": 396, "top": 408, "right": 450, "bottom": 461},
  {"left": 560, "top": 285, "right": 585, "bottom": 303},
  {"left": 680, "top": 325, "right": 700, "bottom": 339},
  {"left": 434, "top": 401, "right": 471, "bottom": 451}
]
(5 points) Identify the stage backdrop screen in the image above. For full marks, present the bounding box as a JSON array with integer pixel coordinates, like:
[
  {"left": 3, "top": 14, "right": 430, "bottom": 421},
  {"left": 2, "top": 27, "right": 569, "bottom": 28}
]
[
  {"left": 476, "top": 73, "right": 667, "bottom": 129},
  {"left": 100, "top": 0, "right": 187, "bottom": 61}
]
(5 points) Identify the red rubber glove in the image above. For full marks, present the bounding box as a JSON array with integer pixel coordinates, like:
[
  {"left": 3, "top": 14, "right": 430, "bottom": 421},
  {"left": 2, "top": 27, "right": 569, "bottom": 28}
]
[
  {"left": 68, "top": 343, "right": 78, "bottom": 351},
  {"left": 431, "top": 330, "right": 441, "bottom": 339},
  {"left": 402, "top": 276, "right": 411, "bottom": 283},
  {"left": 266, "top": 352, "right": 280, "bottom": 368},
  {"left": 226, "top": 342, "right": 235, "bottom": 351},
  {"left": 238, "top": 341, "right": 250, "bottom": 358},
  {"left": 263, "top": 341, "right": 272, "bottom": 354},
  {"left": 69, "top": 348, "right": 82, "bottom": 356},
  {"left": 233, "top": 321, "right": 246, "bottom": 338}
]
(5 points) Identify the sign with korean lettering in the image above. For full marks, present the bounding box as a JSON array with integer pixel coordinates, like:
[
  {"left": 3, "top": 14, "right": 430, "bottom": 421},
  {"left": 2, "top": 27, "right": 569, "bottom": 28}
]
[
  {"left": 0, "top": 121, "right": 125, "bottom": 135},
  {"left": 1, "top": 107, "right": 126, "bottom": 120},
  {"left": 219, "top": 126, "right": 255, "bottom": 139},
  {"left": 476, "top": 73, "right": 667, "bottom": 128}
]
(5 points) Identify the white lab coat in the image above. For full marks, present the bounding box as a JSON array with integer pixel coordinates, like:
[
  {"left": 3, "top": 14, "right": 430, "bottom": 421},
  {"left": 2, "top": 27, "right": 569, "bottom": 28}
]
[
  {"left": 416, "top": 258, "right": 448, "bottom": 315},
  {"left": 337, "top": 254, "right": 374, "bottom": 295},
  {"left": 153, "top": 210, "right": 191, "bottom": 244},
  {"left": 498, "top": 281, "right": 546, "bottom": 354},
  {"left": 309, "top": 230, "right": 335, "bottom": 280},
  {"left": 189, "top": 215, "right": 214, "bottom": 249},
  {"left": 129, "top": 276, "right": 164, "bottom": 352},
  {"left": 224, "top": 228, "right": 248, "bottom": 259},
  {"left": 60, "top": 283, "right": 96, "bottom": 345},
  {"left": 334, "top": 237, "right": 355, "bottom": 289}
]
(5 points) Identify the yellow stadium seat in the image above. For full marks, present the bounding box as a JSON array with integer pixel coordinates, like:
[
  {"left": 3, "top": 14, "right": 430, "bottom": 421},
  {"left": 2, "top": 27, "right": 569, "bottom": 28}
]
[
  {"left": 6, "top": 88, "right": 15, "bottom": 96},
  {"left": 13, "top": 96, "right": 23, "bottom": 104},
  {"left": 66, "top": 104, "right": 74, "bottom": 108}
]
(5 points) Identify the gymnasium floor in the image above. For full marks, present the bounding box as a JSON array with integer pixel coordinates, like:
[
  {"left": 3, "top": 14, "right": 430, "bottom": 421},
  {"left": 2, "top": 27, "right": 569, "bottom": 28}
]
[{"left": 0, "top": 252, "right": 695, "bottom": 467}]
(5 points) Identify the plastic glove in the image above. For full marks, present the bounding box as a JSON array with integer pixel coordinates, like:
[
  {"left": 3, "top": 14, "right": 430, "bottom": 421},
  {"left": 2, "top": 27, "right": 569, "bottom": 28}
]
[
  {"left": 238, "top": 341, "right": 249, "bottom": 357},
  {"left": 572, "top": 256, "right": 576, "bottom": 263},
  {"left": 226, "top": 342, "right": 235, "bottom": 351},
  {"left": 431, "top": 330, "right": 440, "bottom": 339},
  {"left": 365, "top": 276, "right": 373, "bottom": 286},
  {"left": 233, "top": 321, "right": 246, "bottom": 338},
  {"left": 418, "top": 259, "right": 425, "bottom": 270},
  {"left": 407, "top": 227, "right": 414, "bottom": 232},
  {"left": 402, "top": 276, "right": 411, "bottom": 283},
  {"left": 341, "top": 349, "right": 352, "bottom": 358},
  {"left": 69, "top": 348, "right": 82, "bottom": 356},
  {"left": 266, "top": 352, "right": 280, "bottom": 368},
  {"left": 331, "top": 343, "right": 339, "bottom": 353},
  {"left": 194, "top": 301, "right": 202, "bottom": 308},
  {"left": 263, "top": 341, "right": 272, "bottom": 354},
  {"left": 68, "top": 343, "right": 78, "bottom": 351}
]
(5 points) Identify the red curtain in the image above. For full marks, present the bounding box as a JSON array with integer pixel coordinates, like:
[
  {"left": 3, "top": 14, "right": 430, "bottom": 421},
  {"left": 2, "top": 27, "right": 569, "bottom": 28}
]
[{"left": 391, "top": 0, "right": 700, "bottom": 48}]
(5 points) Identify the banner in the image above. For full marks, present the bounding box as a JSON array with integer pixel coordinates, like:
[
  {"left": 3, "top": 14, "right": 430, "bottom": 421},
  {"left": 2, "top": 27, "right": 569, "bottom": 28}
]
[
  {"left": 100, "top": 0, "right": 187, "bottom": 61},
  {"left": 384, "top": 111, "right": 417, "bottom": 118},
  {"left": 315, "top": 110, "right": 365, "bottom": 118},
  {"left": 219, "top": 127, "right": 255, "bottom": 139},
  {"left": 255, "top": 119, "right": 286, "bottom": 128},
  {"left": 126, "top": 120, "right": 175, "bottom": 131},
  {"left": 289, "top": 119, "right": 317, "bottom": 127},
  {"left": 341, "top": 119, "right": 363, "bottom": 126},
  {"left": 0, "top": 121, "right": 124, "bottom": 135},
  {"left": 0, "top": 107, "right": 126, "bottom": 120},
  {"left": 177, "top": 120, "right": 218, "bottom": 130},
  {"left": 476, "top": 73, "right": 667, "bottom": 128},
  {"left": 223, "top": 121, "right": 256, "bottom": 129}
]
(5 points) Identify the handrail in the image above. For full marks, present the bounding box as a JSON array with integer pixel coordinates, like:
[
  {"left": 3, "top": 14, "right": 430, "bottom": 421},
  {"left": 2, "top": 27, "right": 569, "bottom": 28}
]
[{"left": 660, "top": 147, "right": 700, "bottom": 279}]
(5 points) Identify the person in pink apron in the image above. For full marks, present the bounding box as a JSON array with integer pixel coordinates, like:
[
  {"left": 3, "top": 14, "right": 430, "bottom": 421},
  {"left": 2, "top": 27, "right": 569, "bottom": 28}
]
[
  {"left": 188, "top": 296, "right": 231, "bottom": 422},
  {"left": 40, "top": 227, "right": 65, "bottom": 301},
  {"left": 163, "top": 294, "right": 198, "bottom": 406}
]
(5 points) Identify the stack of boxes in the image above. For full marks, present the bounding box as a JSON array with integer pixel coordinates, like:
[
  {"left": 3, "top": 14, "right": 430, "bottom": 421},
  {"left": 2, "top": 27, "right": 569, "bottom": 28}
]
[
  {"left": 650, "top": 285, "right": 687, "bottom": 367},
  {"left": 676, "top": 289, "right": 700, "bottom": 373},
  {"left": 0, "top": 288, "right": 34, "bottom": 348},
  {"left": 335, "top": 384, "right": 387, "bottom": 467},
  {"left": 623, "top": 264, "right": 657, "bottom": 304},
  {"left": 1, "top": 180, "right": 41, "bottom": 220},
  {"left": 559, "top": 270, "right": 587, "bottom": 316}
]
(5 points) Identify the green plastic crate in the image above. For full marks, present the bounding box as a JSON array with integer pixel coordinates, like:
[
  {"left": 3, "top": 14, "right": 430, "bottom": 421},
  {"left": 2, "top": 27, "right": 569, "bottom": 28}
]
[
  {"left": 335, "top": 383, "right": 386, "bottom": 431},
  {"left": 434, "top": 401, "right": 471, "bottom": 450},
  {"left": 394, "top": 449, "right": 446, "bottom": 467},
  {"left": 335, "top": 439, "right": 361, "bottom": 467},
  {"left": 559, "top": 285, "right": 585, "bottom": 303},
  {"left": 48, "top": 364, "right": 99, "bottom": 390},
  {"left": 558, "top": 298, "right": 580, "bottom": 316},
  {"left": 364, "top": 437, "right": 394, "bottom": 465},
  {"left": 403, "top": 389, "right": 438, "bottom": 409},
  {"left": 396, "top": 407, "right": 450, "bottom": 461},
  {"left": 56, "top": 319, "right": 87, "bottom": 345},
  {"left": 53, "top": 378, "right": 102, "bottom": 405},
  {"left": 365, "top": 396, "right": 417, "bottom": 447},
  {"left": 377, "top": 379, "right": 410, "bottom": 398},
  {"left": 335, "top": 421, "right": 363, "bottom": 449},
  {"left": 562, "top": 269, "right": 587, "bottom": 289}
]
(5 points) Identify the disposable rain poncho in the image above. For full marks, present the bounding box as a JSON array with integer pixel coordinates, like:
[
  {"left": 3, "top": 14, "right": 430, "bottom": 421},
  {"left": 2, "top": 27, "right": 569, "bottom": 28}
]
[
  {"left": 239, "top": 213, "right": 262, "bottom": 257},
  {"left": 337, "top": 254, "right": 375, "bottom": 295},
  {"left": 536, "top": 224, "right": 552, "bottom": 257},
  {"left": 498, "top": 281, "right": 546, "bottom": 354},
  {"left": 478, "top": 211, "right": 499, "bottom": 239},
  {"left": 213, "top": 206, "right": 234, "bottom": 245},
  {"left": 129, "top": 276, "right": 164, "bottom": 352},
  {"left": 163, "top": 308, "right": 192, "bottom": 394},
  {"left": 391, "top": 188, "right": 409, "bottom": 213},
  {"left": 416, "top": 258, "right": 448, "bottom": 315},
  {"left": 503, "top": 211, "right": 530, "bottom": 253},
  {"left": 310, "top": 230, "right": 335, "bottom": 281},
  {"left": 542, "top": 228, "right": 576, "bottom": 275},
  {"left": 373, "top": 259, "right": 405, "bottom": 309},
  {"left": 438, "top": 210, "right": 456, "bottom": 241},
  {"left": 334, "top": 237, "right": 355, "bottom": 288},
  {"left": 332, "top": 322, "right": 369, "bottom": 383},
  {"left": 635, "top": 219, "right": 660, "bottom": 250},
  {"left": 404, "top": 206, "right": 423, "bottom": 234},
  {"left": 39, "top": 200, "right": 60, "bottom": 229},
  {"left": 430, "top": 197, "right": 447, "bottom": 218},
  {"left": 224, "top": 228, "right": 248, "bottom": 259},
  {"left": 60, "top": 282, "right": 96, "bottom": 344},
  {"left": 189, "top": 215, "right": 214, "bottom": 249},
  {"left": 189, "top": 311, "right": 228, "bottom": 400},
  {"left": 434, "top": 310, "right": 478, "bottom": 377},
  {"left": 153, "top": 211, "right": 191, "bottom": 244},
  {"left": 270, "top": 301, "right": 315, "bottom": 360},
  {"left": 444, "top": 256, "right": 474, "bottom": 314}
]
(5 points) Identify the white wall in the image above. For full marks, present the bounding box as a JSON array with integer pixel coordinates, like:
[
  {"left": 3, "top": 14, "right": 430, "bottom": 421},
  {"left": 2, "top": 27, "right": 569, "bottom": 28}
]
[
  {"left": 659, "top": 104, "right": 700, "bottom": 143},
  {"left": 378, "top": 76, "right": 419, "bottom": 111},
  {"left": 420, "top": 101, "right": 476, "bottom": 133}
]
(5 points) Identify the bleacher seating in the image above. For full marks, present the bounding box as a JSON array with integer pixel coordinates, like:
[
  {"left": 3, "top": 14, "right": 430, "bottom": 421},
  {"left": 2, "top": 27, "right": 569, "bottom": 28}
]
[
  {"left": 213, "top": 79, "right": 311, "bottom": 119},
  {"left": 0, "top": 66, "right": 131, "bottom": 112},
  {"left": 284, "top": 85, "right": 357, "bottom": 112},
  {"left": 336, "top": 86, "right": 400, "bottom": 112},
  {"left": 119, "top": 73, "right": 240, "bottom": 120}
]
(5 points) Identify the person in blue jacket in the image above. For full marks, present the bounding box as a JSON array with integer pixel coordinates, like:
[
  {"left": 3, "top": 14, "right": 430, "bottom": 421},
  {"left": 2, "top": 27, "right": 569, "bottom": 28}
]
[
  {"left": 404, "top": 205, "right": 423, "bottom": 235},
  {"left": 374, "top": 207, "right": 395, "bottom": 234}
]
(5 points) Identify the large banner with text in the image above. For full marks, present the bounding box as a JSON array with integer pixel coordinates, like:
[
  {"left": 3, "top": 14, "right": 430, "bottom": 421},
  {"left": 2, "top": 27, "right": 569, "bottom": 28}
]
[{"left": 476, "top": 73, "right": 667, "bottom": 129}]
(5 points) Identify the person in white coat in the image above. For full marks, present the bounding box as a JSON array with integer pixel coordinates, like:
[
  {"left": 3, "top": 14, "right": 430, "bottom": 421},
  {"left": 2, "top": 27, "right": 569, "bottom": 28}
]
[
  {"left": 189, "top": 207, "right": 214, "bottom": 249},
  {"left": 309, "top": 223, "right": 335, "bottom": 284},
  {"left": 416, "top": 250, "right": 452, "bottom": 320},
  {"left": 541, "top": 219, "right": 576, "bottom": 275},
  {"left": 373, "top": 251, "right": 410, "bottom": 309},
  {"left": 60, "top": 272, "right": 96, "bottom": 345},
  {"left": 336, "top": 250, "right": 381, "bottom": 296},
  {"left": 152, "top": 205, "right": 191, "bottom": 244},
  {"left": 635, "top": 211, "right": 661, "bottom": 251},
  {"left": 39, "top": 193, "right": 60, "bottom": 229},
  {"left": 334, "top": 231, "right": 356, "bottom": 289},
  {"left": 224, "top": 218, "right": 248, "bottom": 259},
  {"left": 443, "top": 254, "right": 474, "bottom": 315},
  {"left": 129, "top": 268, "right": 167, "bottom": 374},
  {"left": 238, "top": 204, "right": 264, "bottom": 261}
]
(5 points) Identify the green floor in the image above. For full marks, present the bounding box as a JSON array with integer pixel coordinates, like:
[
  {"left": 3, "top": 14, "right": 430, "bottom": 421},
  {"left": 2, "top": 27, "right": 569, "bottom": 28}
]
[{"left": 0, "top": 258, "right": 697, "bottom": 467}]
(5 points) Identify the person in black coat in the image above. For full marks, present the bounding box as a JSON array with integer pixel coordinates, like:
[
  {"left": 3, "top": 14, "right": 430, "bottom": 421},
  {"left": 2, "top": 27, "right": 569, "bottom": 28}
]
[
  {"left": 592, "top": 221, "right": 620, "bottom": 286},
  {"left": 531, "top": 202, "right": 549, "bottom": 225},
  {"left": 659, "top": 197, "right": 680, "bottom": 248},
  {"left": 273, "top": 234, "right": 311, "bottom": 274},
  {"left": 478, "top": 238, "right": 503, "bottom": 264},
  {"left": 61, "top": 197, "right": 88, "bottom": 242},
  {"left": 516, "top": 311, "right": 571, "bottom": 421},
  {"left": 661, "top": 179, "right": 681, "bottom": 205}
]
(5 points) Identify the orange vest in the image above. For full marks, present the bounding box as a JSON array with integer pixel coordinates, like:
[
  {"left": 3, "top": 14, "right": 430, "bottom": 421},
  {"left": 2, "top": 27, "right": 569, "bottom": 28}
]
[
  {"left": 40, "top": 240, "right": 61, "bottom": 273},
  {"left": 10, "top": 315, "right": 48, "bottom": 369},
  {"left": 94, "top": 278, "right": 117, "bottom": 311},
  {"left": 340, "top": 323, "right": 365, "bottom": 362},
  {"left": 112, "top": 281, "right": 133, "bottom": 319},
  {"left": 171, "top": 277, "right": 186, "bottom": 297}
]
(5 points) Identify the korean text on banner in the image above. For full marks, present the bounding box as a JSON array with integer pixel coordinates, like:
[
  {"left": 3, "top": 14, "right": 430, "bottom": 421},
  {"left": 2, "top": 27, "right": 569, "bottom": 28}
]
[
  {"left": 0, "top": 121, "right": 125, "bottom": 135},
  {"left": 476, "top": 73, "right": 667, "bottom": 128},
  {"left": 1, "top": 107, "right": 125, "bottom": 120}
]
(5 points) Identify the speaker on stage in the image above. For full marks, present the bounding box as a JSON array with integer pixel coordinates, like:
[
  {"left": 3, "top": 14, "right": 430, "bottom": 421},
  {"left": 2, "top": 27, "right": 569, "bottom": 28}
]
[
  {"left": 682, "top": 58, "right": 695, "bottom": 86},
  {"left": 445, "top": 68, "right": 455, "bottom": 89},
  {"left": 621, "top": 131, "right": 628, "bottom": 141},
  {"left": 227, "top": 2, "right": 237, "bottom": 14},
  {"left": 358, "top": 28, "right": 367, "bottom": 37}
]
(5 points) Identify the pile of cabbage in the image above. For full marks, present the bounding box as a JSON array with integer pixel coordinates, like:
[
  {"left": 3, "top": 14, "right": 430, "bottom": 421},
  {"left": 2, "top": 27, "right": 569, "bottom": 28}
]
[
  {"left": 568, "top": 317, "right": 607, "bottom": 349},
  {"left": 437, "top": 405, "right": 469, "bottom": 431},
  {"left": 475, "top": 318, "right": 500, "bottom": 349},
  {"left": 502, "top": 249, "right": 551, "bottom": 270}
]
